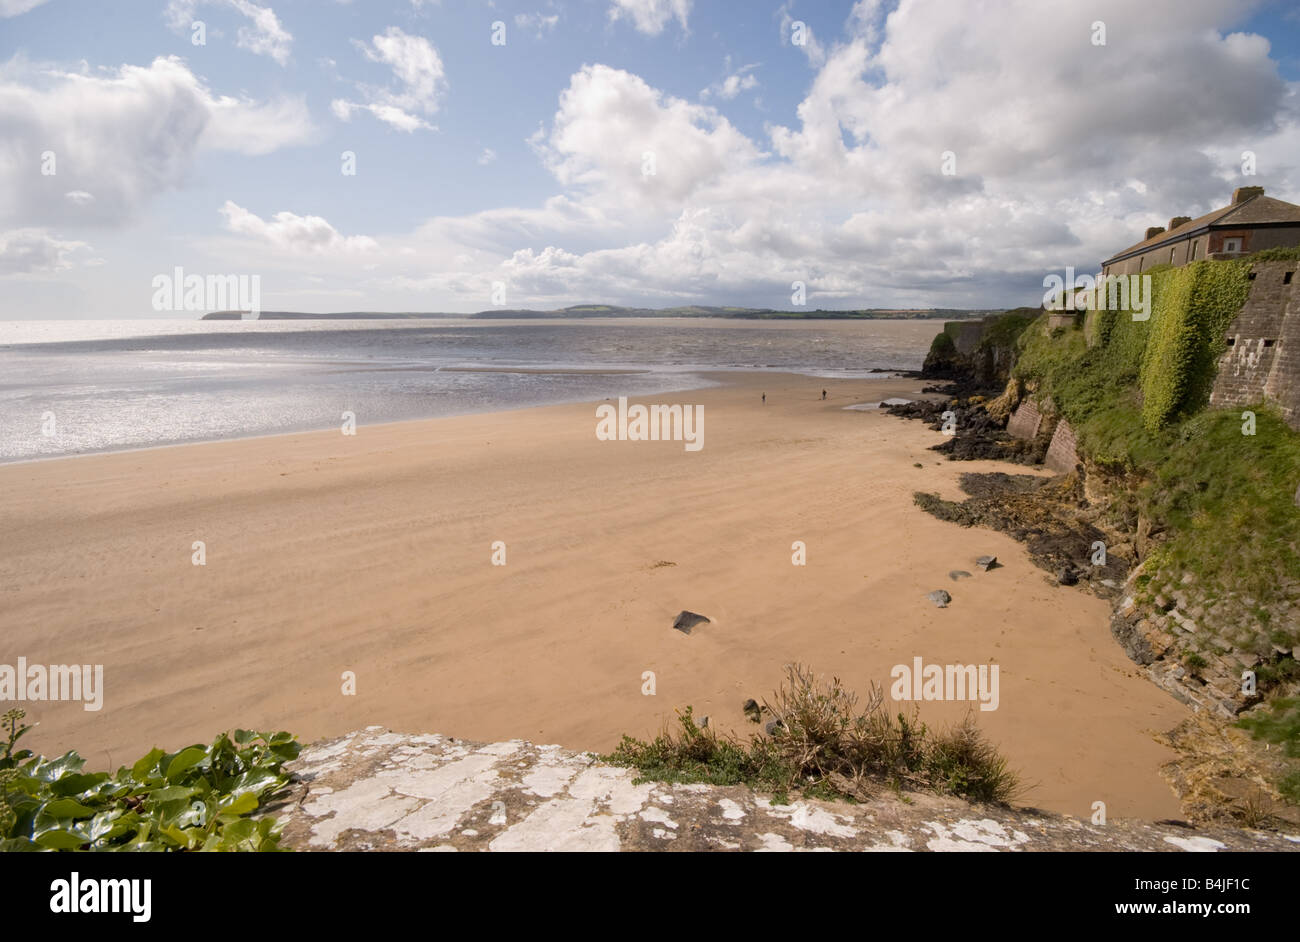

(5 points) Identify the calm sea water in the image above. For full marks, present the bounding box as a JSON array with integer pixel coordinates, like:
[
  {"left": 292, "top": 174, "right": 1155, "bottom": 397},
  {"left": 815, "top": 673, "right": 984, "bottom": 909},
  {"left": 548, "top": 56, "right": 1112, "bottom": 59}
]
[{"left": 0, "top": 318, "right": 939, "bottom": 462}]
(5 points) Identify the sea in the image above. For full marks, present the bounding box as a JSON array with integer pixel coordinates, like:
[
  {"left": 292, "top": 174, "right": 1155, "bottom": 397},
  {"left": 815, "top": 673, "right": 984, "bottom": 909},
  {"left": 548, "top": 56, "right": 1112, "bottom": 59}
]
[{"left": 0, "top": 317, "right": 940, "bottom": 463}]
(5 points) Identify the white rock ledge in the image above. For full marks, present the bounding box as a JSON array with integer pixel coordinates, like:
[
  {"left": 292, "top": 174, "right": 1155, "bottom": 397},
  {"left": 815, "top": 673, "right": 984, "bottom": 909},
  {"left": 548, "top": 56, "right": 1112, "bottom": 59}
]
[{"left": 258, "top": 727, "right": 1300, "bottom": 852}]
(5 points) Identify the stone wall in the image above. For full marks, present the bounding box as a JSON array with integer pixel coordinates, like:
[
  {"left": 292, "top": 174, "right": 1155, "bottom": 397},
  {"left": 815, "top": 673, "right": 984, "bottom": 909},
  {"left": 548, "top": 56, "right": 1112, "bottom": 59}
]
[
  {"left": 1006, "top": 400, "right": 1043, "bottom": 440},
  {"left": 1045, "top": 418, "right": 1080, "bottom": 472},
  {"left": 1210, "top": 260, "right": 1300, "bottom": 430},
  {"left": 259, "top": 727, "right": 1300, "bottom": 852}
]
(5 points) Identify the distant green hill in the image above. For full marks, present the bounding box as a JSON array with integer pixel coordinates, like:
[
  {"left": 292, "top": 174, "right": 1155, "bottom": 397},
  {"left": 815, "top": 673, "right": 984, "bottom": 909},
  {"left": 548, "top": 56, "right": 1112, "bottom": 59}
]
[{"left": 201, "top": 304, "right": 996, "bottom": 321}]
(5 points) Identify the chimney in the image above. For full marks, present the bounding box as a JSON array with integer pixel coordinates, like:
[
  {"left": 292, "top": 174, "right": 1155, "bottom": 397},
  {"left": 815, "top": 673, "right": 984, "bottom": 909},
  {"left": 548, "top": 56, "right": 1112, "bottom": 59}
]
[
  {"left": 1232, "top": 186, "right": 1264, "bottom": 204},
  {"left": 1168, "top": 215, "right": 1191, "bottom": 231},
  {"left": 1145, "top": 226, "right": 1165, "bottom": 240}
]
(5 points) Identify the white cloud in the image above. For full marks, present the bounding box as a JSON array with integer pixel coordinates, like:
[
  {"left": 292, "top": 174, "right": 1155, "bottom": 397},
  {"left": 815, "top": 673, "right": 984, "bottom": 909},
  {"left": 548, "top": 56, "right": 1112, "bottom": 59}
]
[
  {"left": 608, "top": 0, "right": 690, "bottom": 36},
  {"left": 531, "top": 64, "right": 762, "bottom": 205},
  {"left": 477, "top": 148, "right": 497, "bottom": 165},
  {"left": 29, "top": 0, "right": 1297, "bottom": 315},
  {"left": 702, "top": 61, "right": 759, "bottom": 100},
  {"left": 332, "top": 27, "right": 446, "bottom": 132},
  {"left": 0, "top": 0, "right": 51, "bottom": 16},
  {"left": 228, "top": 0, "right": 293, "bottom": 64},
  {"left": 219, "top": 201, "right": 379, "bottom": 254},
  {"left": 381, "top": 0, "right": 1300, "bottom": 311},
  {"left": 777, "top": 1, "right": 825, "bottom": 67},
  {"left": 164, "top": 0, "right": 293, "bottom": 65},
  {"left": 0, "top": 56, "right": 314, "bottom": 228},
  {"left": 514, "top": 12, "right": 559, "bottom": 36},
  {"left": 0, "top": 229, "right": 91, "bottom": 275}
]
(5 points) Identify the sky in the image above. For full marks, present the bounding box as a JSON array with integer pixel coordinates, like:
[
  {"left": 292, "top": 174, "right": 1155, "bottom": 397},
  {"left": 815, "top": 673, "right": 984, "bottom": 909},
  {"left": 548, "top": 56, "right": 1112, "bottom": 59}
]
[{"left": 1, "top": 0, "right": 1299, "bottom": 318}]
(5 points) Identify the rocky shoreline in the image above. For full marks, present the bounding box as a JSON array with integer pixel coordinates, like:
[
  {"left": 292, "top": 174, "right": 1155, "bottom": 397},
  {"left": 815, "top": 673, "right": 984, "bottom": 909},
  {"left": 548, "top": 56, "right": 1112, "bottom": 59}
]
[{"left": 886, "top": 383, "right": 1300, "bottom": 830}]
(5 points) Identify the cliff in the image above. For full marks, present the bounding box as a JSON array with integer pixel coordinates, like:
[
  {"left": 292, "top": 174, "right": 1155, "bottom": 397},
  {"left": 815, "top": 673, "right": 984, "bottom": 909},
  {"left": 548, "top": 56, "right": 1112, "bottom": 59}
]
[
  {"left": 922, "top": 309, "right": 1038, "bottom": 387},
  {"left": 908, "top": 253, "right": 1300, "bottom": 825}
]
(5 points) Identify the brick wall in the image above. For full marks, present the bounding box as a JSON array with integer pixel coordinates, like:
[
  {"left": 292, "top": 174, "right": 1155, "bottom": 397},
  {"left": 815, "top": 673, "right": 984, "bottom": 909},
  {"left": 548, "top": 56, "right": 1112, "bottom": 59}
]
[
  {"left": 1209, "top": 260, "right": 1300, "bottom": 430},
  {"left": 1045, "top": 418, "right": 1080, "bottom": 472}
]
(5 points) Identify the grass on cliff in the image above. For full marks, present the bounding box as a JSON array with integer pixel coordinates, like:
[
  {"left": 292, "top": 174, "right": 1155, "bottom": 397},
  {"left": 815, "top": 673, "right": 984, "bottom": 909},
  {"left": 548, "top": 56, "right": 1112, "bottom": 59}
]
[
  {"left": 604, "top": 664, "right": 1020, "bottom": 805},
  {"left": 1238, "top": 698, "right": 1300, "bottom": 803},
  {"left": 1013, "top": 260, "right": 1300, "bottom": 618},
  {"left": 978, "top": 308, "right": 1038, "bottom": 352},
  {"left": 1009, "top": 258, "right": 1300, "bottom": 801}
]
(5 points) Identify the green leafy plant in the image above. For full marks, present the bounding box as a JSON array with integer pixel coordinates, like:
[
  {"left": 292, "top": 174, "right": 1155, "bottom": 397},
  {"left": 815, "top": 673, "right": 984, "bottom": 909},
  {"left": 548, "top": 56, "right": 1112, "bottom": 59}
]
[{"left": 0, "top": 710, "right": 300, "bottom": 852}]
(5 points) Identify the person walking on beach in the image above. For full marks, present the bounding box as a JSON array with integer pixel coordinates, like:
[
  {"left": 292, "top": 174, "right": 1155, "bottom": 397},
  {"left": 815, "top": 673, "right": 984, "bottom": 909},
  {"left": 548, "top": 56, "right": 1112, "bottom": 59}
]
[
  {"left": 821, "top": 389, "right": 827, "bottom": 400},
  {"left": 762, "top": 393, "right": 766, "bottom": 405}
]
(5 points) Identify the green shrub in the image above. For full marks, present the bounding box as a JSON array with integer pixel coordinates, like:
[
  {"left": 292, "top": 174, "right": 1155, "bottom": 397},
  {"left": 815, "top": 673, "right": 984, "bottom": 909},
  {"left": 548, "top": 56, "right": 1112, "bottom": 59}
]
[
  {"left": 605, "top": 706, "right": 788, "bottom": 794},
  {"left": 1244, "top": 246, "right": 1300, "bottom": 263},
  {"left": 978, "top": 309, "right": 1036, "bottom": 351},
  {"left": 929, "top": 331, "right": 956, "bottom": 356},
  {"left": 606, "top": 664, "right": 1020, "bottom": 805},
  {"left": 0, "top": 709, "right": 299, "bottom": 851}
]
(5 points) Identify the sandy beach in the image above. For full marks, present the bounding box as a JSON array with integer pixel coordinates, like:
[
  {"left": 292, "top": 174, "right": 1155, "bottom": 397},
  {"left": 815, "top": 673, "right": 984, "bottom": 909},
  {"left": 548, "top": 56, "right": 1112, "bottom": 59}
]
[{"left": 0, "top": 371, "right": 1187, "bottom": 819}]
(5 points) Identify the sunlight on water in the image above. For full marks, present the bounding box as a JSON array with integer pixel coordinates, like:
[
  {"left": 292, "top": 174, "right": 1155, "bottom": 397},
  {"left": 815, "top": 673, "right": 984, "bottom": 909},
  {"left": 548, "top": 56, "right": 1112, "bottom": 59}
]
[{"left": 0, "top": 318, "right": 939, "bottom": 462}]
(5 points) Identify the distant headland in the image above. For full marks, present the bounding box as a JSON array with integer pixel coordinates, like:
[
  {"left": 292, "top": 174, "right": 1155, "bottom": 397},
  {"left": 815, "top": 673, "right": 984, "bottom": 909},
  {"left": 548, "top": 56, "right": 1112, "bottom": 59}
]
[{"left": 200, "top": 304, "right": 997, "bottom": 321}]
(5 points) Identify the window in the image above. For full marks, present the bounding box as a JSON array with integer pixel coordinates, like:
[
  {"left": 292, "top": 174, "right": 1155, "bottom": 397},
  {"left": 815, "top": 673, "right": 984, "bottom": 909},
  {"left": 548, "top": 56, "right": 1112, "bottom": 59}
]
[
  {"left": 1190, "top": 240, "right": 1198, "bottom": 260},
  {"left": 1170, "top": 247, "right": 1177, "bottom": 263},
  {"left": 1224, "top": 237, "right": 1243, "bottom": 253}
]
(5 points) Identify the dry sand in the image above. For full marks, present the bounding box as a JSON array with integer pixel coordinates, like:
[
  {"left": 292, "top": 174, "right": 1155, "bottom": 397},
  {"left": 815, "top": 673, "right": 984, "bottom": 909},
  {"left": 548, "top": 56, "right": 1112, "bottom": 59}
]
[{"left": 0, "top": 372, "right": 1187, "bottom": 819}]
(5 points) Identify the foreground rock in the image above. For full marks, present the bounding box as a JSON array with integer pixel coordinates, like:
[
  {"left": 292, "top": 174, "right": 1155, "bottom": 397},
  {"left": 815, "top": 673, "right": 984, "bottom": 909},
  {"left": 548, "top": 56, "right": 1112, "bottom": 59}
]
[
  {"left": 672, "top": 611, "right": 711, "bottom": 634},
  {"left": 926, "top": 589, "right": 952, "bottom": 608},
  {"left": 260, "top": 727, "right": 1300, "bottom": 852}
]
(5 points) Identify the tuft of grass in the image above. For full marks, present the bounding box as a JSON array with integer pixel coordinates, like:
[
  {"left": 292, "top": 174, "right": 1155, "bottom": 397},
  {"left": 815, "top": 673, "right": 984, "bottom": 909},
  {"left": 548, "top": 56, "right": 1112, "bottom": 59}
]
[
  {"left": 1238, "top": 697, "right": 1300, "bottom": 760},
  {"left": 1281, "top": 770, "right": 1300, "bottom": 804},
  {"left": 604, "top": 664, "right": 1021, "bottom": 805},
  {"left": 1237, "top": 697, "right": 1300, "bottom": 807},
  {"left": 604, "top": 707, "right": 789, "bottom": 796}
]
